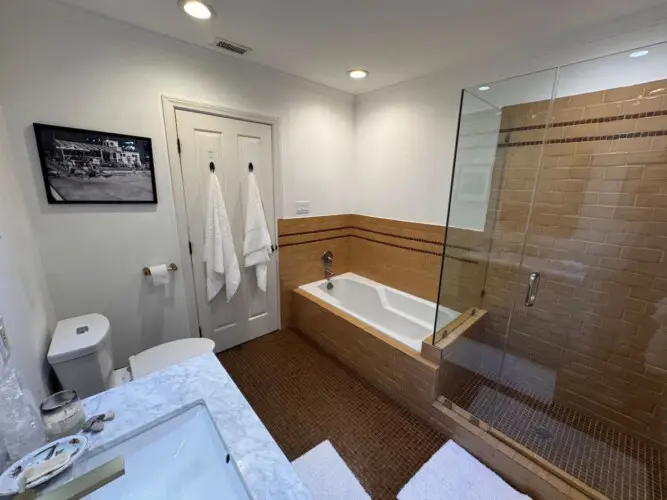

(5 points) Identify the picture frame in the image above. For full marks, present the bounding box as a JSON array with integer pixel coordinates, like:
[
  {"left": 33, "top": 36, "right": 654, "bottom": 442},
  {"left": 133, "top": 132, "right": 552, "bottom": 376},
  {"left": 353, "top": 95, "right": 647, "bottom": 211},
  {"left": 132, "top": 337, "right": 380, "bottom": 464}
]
[{"left": 33, "top": 123, "right": 157, "bottom": 204}]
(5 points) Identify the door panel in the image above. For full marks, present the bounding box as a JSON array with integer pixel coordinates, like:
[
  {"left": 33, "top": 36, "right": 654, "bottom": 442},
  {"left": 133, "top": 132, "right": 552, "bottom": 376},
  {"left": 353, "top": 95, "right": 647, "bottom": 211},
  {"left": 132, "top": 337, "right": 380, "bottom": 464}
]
[{"left": 175, "top": 110, "right": 278, "bottom": 352}]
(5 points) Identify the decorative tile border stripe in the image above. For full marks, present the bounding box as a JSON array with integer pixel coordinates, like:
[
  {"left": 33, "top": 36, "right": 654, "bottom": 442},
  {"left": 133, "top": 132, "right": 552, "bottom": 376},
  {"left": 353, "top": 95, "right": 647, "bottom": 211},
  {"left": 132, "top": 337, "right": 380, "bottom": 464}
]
[
  {"left": 351, "top": 234, "right": 442, "bottom": 256},
  {"left": 447, "top": 243, "right": 477, "bottom": 252},
  {"left": 279, "top": 231, "right": 479, "bottom": 264},
  {"left": 498, "top": 129, "right": 667, "bottom": 148},
  {"left": 352, "top": 235, "right": 479, "bottom": 264},
  {"left": 499, "top": 109, "right": 667, "bottom": 134},
  {"left": 283, "top": 225, "right": 477, "bottom": 252},
  {"left": 279, "top": 234, "right": 348, "bottom": 248},
  {"left": 279, "top": 226, "right": 350, "bottom": 238},
  {"left": 281, "top": 225, "right": 446, "bottom": 247},
  {"left": 352, "top": 226, "right": 444, "bottom": 246}
]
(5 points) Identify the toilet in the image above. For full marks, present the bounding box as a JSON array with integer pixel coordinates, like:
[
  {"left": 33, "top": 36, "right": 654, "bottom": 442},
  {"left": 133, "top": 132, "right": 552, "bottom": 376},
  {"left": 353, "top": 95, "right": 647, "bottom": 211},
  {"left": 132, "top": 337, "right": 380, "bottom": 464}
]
[{"left": 47, "top": 313, "right": 215, "bottom": 398}]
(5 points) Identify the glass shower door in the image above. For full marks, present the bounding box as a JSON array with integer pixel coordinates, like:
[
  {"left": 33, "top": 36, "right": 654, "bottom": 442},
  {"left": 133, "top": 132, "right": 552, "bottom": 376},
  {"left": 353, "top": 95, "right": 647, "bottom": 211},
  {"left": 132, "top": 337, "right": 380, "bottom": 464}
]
[
  {"left": 491, "top": 45, "right": 667, "bottom": 500},
  {"left": 435, "top": 68, "right": 559, "bottom": 425}
]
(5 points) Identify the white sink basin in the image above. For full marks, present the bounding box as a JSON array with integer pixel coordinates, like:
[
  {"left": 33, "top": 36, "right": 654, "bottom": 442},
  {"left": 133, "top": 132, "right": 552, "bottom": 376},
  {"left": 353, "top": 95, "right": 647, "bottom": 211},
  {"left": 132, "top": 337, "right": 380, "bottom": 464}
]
[{"left": 71, "top": 402, "right": 251, "bottom": 499}]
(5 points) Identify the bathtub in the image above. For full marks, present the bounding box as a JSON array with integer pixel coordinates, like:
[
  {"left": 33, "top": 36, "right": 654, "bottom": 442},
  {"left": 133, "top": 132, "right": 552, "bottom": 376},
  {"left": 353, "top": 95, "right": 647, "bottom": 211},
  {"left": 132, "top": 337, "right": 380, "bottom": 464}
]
[{"left": 299, "top": 273, "right": 460, "bottom": 351}]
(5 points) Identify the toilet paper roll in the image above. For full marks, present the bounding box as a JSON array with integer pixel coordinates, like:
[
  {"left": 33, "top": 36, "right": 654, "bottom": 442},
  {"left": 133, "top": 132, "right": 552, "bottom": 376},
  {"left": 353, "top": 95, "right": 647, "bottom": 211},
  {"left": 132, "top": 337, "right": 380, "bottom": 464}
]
[{"left": 148, "top": 264, "right": 170, "bottom": 286}]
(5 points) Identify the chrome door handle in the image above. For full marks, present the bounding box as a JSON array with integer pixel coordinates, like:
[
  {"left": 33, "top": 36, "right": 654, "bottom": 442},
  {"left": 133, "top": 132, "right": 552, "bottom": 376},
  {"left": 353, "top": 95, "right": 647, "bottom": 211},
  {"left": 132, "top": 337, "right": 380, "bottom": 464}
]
[{"left": 525, "top": 272, "right": 540, "bottom": 307}]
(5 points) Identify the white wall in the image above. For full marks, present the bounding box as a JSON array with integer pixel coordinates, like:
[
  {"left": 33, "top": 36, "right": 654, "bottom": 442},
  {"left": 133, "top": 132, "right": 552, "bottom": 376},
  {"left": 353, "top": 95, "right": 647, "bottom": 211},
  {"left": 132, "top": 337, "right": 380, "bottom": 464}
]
[
  {"left": 0, "top": 0, "right": 354, "bottom": 366},
  {"left": 0, "top": 108, "right": 55, "bottom": 402},
  {"left": 354, "top": 10, "right": 667, "bottom": 227}
]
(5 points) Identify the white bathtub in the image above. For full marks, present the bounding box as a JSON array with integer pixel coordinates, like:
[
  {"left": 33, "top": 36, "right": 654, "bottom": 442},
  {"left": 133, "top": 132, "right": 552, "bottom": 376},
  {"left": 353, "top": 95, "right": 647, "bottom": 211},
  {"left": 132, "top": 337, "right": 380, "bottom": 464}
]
[{"left": 299, "top": 272, "right": 460, "bottom": 351}]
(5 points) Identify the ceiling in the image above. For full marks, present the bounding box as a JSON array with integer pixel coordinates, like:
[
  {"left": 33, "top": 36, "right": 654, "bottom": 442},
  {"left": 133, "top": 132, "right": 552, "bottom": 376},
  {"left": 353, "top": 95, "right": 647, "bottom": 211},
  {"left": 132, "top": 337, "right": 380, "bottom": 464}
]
[
  {"left": 58, "top": 0, "right": 667, "bottom": 94},
  {"left": 467, "top": 42, "right": 667, "bottom": 109}
]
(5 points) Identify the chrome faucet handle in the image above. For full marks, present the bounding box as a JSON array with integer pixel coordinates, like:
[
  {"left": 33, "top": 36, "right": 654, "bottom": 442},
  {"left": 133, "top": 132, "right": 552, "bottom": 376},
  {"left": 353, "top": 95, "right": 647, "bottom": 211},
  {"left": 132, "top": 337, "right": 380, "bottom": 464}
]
[{"left": 321, "top": 250, "right": 333, "bottom": 269}]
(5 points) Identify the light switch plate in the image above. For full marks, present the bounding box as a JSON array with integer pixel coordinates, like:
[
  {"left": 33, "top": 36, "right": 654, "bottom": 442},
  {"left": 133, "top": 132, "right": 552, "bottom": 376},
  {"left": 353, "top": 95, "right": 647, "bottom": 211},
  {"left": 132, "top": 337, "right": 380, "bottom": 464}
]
[{"left": 296, "top": 201, "right": 310, "bottom": 215}]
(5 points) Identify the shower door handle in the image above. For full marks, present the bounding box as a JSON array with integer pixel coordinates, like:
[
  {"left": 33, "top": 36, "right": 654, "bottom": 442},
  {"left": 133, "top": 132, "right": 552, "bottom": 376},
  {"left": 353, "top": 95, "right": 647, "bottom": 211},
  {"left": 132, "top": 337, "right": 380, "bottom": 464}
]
[{"left": 525, "top": 272, "right": 540, "bottom": 307}]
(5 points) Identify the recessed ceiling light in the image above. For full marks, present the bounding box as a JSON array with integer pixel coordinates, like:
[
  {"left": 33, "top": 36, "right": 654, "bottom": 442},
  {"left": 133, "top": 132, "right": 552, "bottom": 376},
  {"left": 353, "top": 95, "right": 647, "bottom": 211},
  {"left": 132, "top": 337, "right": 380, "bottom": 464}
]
[
  {"left": 180, "top": 0, "right": 214, "bottom": 19},
  {"left": 629, "top": 50, "right": 649, "bottom": 58},
  {"left": 478, "top": 85, "right": 491, "bottom": 91},
  {"left": 348, "top": 69, "right": 368, "bottom": 80}
]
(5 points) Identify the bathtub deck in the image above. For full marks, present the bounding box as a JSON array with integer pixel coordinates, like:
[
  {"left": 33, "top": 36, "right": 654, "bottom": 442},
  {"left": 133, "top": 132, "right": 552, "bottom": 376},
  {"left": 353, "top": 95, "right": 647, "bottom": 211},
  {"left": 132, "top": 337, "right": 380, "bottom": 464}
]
[{"left": 218, "top": 329, "right": 447, "bottom": 500}]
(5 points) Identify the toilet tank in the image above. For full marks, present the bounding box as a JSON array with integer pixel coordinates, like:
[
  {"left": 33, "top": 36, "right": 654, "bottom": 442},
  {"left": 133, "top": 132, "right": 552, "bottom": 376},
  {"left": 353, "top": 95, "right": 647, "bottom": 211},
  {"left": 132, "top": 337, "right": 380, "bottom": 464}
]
[{"left": 47, "top": 314, "right": 113, "bottom": 399}]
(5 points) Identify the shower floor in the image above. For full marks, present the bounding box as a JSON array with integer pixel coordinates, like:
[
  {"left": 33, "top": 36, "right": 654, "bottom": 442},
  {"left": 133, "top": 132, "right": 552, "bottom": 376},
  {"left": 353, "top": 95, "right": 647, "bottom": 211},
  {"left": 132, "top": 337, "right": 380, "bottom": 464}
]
[{"left": 447, "top": 373, "right": 666, "bottom": 500}]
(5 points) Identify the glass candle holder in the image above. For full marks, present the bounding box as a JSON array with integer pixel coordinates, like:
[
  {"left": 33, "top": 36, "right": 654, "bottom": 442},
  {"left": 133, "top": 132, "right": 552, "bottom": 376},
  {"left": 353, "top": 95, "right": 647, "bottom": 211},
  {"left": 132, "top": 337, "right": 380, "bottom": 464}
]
[{"left": 40, "top": 390, "right": 85, "bottom": 441}]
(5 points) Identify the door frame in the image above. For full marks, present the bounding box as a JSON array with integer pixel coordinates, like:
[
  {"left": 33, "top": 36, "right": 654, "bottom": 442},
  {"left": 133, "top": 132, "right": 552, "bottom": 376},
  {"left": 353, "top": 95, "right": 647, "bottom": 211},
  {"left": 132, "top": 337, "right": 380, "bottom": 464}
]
[{"left": 161, "top": 96, "right": 283, "bottom": 340}]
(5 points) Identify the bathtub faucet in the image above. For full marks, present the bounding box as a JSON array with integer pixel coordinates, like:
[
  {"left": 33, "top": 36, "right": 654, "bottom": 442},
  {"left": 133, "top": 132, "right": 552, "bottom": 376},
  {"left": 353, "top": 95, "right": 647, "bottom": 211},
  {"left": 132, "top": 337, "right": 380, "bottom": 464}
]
[{"left": 321, "top": 250, "right": 334, "bottom": 289}]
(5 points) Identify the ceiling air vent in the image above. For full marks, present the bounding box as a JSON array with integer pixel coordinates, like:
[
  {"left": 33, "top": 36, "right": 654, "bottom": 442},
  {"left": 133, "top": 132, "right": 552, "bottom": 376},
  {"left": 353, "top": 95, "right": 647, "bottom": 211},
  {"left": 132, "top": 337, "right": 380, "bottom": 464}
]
[{"left": 213, "top": 38, "right": 251, "bottom": 55}]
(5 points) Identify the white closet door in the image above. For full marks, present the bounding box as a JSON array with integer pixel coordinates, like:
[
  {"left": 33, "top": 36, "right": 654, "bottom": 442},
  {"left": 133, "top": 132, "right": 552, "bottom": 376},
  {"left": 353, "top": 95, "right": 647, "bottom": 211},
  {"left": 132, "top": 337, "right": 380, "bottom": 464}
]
[{"left": 175, "top": 110, "right": 278, "bottom": 352}]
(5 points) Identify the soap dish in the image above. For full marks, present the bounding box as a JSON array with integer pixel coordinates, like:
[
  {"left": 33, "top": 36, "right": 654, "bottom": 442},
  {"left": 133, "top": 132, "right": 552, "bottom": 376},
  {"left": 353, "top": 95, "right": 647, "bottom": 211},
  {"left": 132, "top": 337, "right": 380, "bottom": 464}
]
[{"left": 0, "top": 434, "right": 88, "bottom": 496}]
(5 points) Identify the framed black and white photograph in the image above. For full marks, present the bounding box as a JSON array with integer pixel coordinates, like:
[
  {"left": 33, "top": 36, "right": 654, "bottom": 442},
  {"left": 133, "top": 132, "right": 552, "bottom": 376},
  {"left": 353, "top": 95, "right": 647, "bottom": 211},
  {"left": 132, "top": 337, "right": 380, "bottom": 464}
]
[{"left": 33, "top": 123, "right": 157, "bottom": 204}]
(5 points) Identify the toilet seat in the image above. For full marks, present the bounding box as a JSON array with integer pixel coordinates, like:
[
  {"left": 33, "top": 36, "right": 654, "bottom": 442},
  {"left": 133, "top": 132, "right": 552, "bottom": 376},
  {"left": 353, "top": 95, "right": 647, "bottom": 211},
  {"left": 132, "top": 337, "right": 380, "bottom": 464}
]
[{"left": 128, "top": 338, "right": 216, "bottom": 379}]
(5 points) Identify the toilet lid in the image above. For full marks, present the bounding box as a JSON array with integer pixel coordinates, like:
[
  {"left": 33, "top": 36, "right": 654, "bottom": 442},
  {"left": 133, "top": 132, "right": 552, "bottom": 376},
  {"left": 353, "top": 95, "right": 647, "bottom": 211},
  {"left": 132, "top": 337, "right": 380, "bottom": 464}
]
[
  {"left": 48, "top": 314, "right": 111, "bottom": 364},
  {"left": 128, "top": 338, "right": 215, "bottom": 379}
]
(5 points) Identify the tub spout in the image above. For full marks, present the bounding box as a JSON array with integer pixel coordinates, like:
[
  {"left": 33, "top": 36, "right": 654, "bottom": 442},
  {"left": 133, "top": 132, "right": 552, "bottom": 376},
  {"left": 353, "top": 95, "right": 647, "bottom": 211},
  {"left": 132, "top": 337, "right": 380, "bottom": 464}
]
[{"left": 322, "top": 250, "right": 334, "bottom": 289}]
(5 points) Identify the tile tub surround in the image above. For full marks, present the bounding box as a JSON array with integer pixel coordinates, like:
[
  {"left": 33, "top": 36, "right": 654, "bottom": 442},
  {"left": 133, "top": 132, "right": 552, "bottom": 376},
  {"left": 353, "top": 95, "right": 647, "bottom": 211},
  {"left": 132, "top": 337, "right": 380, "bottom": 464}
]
[
  {"left": 291, "top": 288, "right": 441, "bottom": 413},
  {"left": 278, "top": 214, "right": 479, "bottom": 328},
  {"left": 278, "top": 215, "right": 352, "bottom": 327},
  {"left": 44, "top": 353, "right": 311, "bottom": 499}
]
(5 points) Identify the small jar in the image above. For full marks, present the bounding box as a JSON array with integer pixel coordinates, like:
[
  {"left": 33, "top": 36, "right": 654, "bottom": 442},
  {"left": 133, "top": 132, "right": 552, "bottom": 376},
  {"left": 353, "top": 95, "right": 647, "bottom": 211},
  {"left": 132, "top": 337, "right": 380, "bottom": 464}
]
[{"left": 40, "top": 390, "right": 85, "bottom": 441}]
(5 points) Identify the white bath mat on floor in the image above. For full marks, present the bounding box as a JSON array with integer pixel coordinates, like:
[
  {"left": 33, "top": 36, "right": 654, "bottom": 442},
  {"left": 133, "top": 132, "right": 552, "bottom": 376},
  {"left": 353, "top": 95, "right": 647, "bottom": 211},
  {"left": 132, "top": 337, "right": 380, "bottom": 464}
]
[
  {"left": 398, "top": 441, "right": 531, "bottom": 500},
  {"left": 292, "top": 440, "right": 370, "bottom": 500}
]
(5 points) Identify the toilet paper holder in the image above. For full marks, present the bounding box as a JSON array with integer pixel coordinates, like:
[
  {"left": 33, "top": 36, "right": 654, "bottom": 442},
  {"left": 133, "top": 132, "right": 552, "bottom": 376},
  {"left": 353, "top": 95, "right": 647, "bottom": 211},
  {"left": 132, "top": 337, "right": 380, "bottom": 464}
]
[{"left": 142, "top": 263, "right": 178, "bottom": 277}]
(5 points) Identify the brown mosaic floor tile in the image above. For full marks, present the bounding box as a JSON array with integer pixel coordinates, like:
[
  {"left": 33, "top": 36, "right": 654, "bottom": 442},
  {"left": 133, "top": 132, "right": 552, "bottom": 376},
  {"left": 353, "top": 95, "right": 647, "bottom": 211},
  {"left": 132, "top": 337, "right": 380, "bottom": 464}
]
[
  {"left": 446, "top": 373, "right": 666, "bottom": 500},
  {"left": 218, "top": 329, "right": 447, "bottom": 499}
]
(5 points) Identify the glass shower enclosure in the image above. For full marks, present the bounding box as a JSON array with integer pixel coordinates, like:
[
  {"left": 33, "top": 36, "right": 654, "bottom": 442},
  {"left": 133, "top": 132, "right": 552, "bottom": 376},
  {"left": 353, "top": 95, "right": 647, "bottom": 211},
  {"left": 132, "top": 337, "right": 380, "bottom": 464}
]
[{"left": 434, "top": 43, "right": 667, "bottom": 500}]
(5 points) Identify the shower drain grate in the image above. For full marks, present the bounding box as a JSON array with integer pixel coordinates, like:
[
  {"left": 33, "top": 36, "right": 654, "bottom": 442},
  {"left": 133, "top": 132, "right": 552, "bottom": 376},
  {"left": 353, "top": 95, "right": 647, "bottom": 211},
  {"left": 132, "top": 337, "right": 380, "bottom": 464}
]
[{"left": 534, "top": 426, "right": 554, "bottom": 440}]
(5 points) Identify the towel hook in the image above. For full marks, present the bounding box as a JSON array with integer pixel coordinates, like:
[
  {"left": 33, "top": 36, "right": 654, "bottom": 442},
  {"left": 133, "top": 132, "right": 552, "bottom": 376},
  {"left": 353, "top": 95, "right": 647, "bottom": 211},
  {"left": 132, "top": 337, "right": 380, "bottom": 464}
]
[
  {"left": 248, "top": 162, "right": 254, "bottom": 173},
  {"left": 209, "top": 161, "right": 215, "bottom": 173}
]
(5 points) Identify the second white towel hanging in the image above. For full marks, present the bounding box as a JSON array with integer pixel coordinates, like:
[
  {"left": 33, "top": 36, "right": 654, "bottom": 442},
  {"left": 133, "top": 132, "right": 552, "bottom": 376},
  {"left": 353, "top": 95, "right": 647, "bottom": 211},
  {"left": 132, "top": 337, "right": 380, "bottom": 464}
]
[{"left": 243, "top": 170, "right": 272, "bottom": 292}]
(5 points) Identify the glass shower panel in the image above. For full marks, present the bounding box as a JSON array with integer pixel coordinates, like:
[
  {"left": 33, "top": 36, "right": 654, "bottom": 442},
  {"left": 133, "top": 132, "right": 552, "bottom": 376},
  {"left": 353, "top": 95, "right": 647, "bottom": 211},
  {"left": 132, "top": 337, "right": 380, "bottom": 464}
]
[
  {"left": 434, "top": 69, "right": 559, "bottom": 425},
  {"left": 434, "top": 91, "right": 500, "bottom": 335},
  {"left": 493, "top": 43, "right": 667, "bottom": 500}
]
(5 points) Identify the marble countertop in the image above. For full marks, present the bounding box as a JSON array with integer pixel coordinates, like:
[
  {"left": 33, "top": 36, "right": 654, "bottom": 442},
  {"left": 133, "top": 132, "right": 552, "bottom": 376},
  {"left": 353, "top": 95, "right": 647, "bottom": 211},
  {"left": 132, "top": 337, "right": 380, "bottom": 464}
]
[{"left": 45, "top": 353, "right": 311, "bottom": 499}]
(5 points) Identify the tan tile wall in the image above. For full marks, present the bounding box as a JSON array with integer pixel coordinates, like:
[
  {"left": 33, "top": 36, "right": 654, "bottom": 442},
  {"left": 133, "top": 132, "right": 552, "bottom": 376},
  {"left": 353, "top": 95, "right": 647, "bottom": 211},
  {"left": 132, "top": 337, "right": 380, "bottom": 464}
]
[
  {"left": 278, "top": 213, "right": 487, "bottom": 327},
  {"left": 436, "top": 227, "right": 491, "bottom": 315},
  {"left": 291, "top": 289, "right": 440, "bottom": 411},
  {"left": 278, "top": 215, "right": 351, "bottom": 326},
  {"left": 347, "top": 215, "right": 444, "bottom": 303},
  {"left": 449, "top": 79, "right": 667, "bottom": 447},
  {"left": 278, "top": 214, "right": 454, "bottom": 327},
  {"left": 438, "top": 310, "right": 490, "bottom": 393}
]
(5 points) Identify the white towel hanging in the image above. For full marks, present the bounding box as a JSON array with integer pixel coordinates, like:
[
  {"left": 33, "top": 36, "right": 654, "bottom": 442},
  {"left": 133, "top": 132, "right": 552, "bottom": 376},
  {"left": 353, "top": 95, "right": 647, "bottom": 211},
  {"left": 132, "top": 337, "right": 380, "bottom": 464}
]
[
  {"left": 243, "top": 171, "right": 272, "bottom": 292},
  {"left": 204, "top": 173, "right": 240, "bottom": 302}
]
